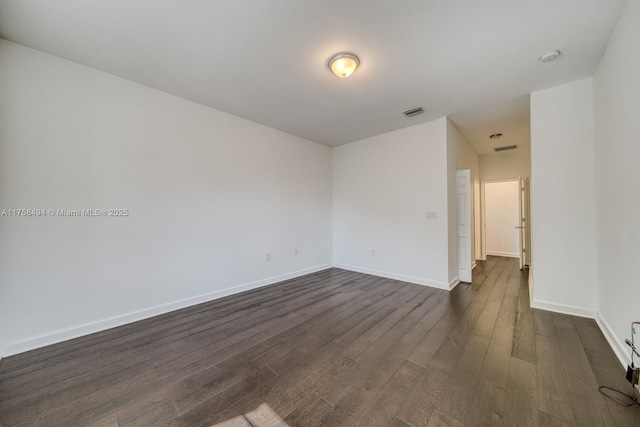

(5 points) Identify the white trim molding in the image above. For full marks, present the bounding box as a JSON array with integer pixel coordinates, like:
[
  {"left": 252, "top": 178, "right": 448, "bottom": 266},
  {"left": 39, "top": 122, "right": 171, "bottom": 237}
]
[
  {"left": 0, "top": 264, "right": 333, "bottom": 358},
  {"left": 486, "top": 251, "right": 519, "bottom": 258},
  {"left": 528, "top": 268, "right": 534, "bottom": 305},
  {"left": 595, "top": 312, "right": 631, "bottom": 369},
  {"left": 530, "top": 298, "right": 596, "bottom": 319},
  {"left": 527, "top": 268, "right": 628, "bottom": 372},
  {"left": 449, "top": 277, "right": 461, "bottom": 290},
  {"left": 333, "top": 263, "right": 451, "bottom": 290}
]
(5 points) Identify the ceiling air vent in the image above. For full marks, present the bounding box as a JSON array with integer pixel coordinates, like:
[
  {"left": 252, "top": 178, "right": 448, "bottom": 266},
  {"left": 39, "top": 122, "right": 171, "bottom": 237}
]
[
  {"left": 403, "top": 106, "right": 425, "bottom": 117},
  {"left": 495, "top": 145, "right": 517, "bottom": 152}
]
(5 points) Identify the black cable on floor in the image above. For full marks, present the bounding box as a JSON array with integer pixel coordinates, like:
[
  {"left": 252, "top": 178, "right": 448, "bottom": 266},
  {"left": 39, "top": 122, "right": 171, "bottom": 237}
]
[
  {"left": 598, "top": 321, "right": 640, "bottom": 407},
  {"left": 598, "top": 385, "right": 638, "bottom": 406}
]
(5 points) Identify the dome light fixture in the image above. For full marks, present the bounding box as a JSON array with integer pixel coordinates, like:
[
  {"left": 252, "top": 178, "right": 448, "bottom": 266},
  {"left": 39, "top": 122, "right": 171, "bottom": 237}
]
[
  {"left": 328, "top": 53, "right": 360, "bottom": 78},
  {"left": 540, "top": 50, "right": 562, "bottom": 63}
]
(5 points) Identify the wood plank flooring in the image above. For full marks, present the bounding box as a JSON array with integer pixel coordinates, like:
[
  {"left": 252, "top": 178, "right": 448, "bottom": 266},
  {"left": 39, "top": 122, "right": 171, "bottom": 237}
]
[{"left": 1, "top": 256, "right": 639, "bottom": 426}]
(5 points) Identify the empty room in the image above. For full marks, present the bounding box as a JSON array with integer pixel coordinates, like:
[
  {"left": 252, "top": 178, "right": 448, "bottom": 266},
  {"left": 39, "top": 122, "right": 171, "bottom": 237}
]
[{"left": 1, "top": 1, "right": 639, "bottom": 426}]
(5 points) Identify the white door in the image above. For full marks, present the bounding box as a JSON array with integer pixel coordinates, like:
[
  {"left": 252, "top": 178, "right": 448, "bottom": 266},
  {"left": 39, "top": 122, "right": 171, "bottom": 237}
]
[
  {"left": 457, "top": 170, "right": 472, "bottom": 283},
  {"left": 522, "top": 178, "right": 531, "bottom": 266},
  {"left": 520, "top": 177, "right": 531, "bottom": 267},
  {"left": 518, "top": 178, "right": 524, "bottom": 269},
  {"left": 473, "top": 178, "right": 482, "bottom": 262}
]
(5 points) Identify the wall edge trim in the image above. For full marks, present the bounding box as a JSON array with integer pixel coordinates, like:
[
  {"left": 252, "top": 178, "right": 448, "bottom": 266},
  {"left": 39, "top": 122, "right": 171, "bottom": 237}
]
[
  {"left": 486, "top": 251, "right": 519, "bottom": 258},
  {"left": 0, "top": 263, "right": 333, "bottom": 358},
  {"left": 595, "top": 311, "right": 631, "bottom": 369},
  {"left": 333, "top": 263, "right": 449, "bottom": 290},
  {"left": 530, "top": 298, "right": 596, "bottom": 319}
]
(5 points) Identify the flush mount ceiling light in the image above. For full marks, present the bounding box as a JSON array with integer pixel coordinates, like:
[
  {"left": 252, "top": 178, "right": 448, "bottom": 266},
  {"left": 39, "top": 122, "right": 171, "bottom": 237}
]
[
  {"left": 540, "top": 49, "right": 562, "bottom": 63},
  {"left": 328, "top": 53, "right": 360, "bottom": 78},
  {"left": 489, "top": 133, "right": 503, "bottom": 139}
]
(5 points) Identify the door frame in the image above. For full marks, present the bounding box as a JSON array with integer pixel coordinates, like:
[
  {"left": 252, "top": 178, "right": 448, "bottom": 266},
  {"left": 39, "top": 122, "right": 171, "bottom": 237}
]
[
  {"left": 518, "top": 177, "right": 524, "bottom": 269},
  {"left": 473, "top": 178, "right": 483, "bottom": 263},
  {"left": 456, "top": 170, "right": 472, "bottom": 283},
  {"left": 521, "top": 177, "right": 531, "bottom": 267},
  {"left": 481, "top": 178, "right": 523, "bottom": 267}
]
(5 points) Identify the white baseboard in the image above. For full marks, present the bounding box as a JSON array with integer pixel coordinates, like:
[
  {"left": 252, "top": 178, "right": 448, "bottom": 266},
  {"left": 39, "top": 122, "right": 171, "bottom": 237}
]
[
  {"left": 486, "top": 251, "right": 519, "bottom": 258},
  {"left": 524, "top": 270, "right": 627, "bottom": 372},
  {"left": 0, "top": 263, "right": 333, "bottom": 358},
  {"left": 530, "top": 298, "right": 596, "bottom": 319},
  {"left": 595, "top": 311, "right": 631, "bottom": 369},
  {"left": 449, "top": 277, "right": 461, "bottom": 290},
  {"left": 471, "top": 262, "right": 477, "bottom": 270},
  {"left": 528, "top": 268, "right": 534, "bottom": 305},
  {"left": 333, "top": 263, "right": 450, "bottom": 290}
]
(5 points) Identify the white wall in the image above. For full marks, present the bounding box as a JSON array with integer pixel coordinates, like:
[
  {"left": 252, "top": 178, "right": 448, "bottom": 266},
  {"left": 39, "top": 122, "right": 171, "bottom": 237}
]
[
  {"left": 530, "top": 78, "right": 598, "bottom": 317},
  {"left": 449, "top": 120, "right": 480, "bottom": 181},
  {"left": 593, "top": 0, "right": 640, "bottom": 367},
  {"left": 479, "top": 147, "right": 531, "bottom": 182},
  {"left": 0, "top": 40, "right": 333, "bottom": 357},
  {"left": 332, "top": 118, "right": 452, "bottom": 289},
  {"left": 484, "top": 181, "right": 520, "bottom": 258}
]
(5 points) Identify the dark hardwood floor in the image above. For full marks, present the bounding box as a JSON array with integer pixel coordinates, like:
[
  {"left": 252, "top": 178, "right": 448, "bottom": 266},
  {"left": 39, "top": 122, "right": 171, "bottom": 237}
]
[{"left": 1, "top": 257, "right": 638, "bottom": 426}]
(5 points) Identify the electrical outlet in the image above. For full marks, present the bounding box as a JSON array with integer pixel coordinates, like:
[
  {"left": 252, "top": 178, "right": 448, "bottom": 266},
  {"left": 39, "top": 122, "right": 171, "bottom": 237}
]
[
  {"left": 294, "top": 248, "right": 298, "bottom": 255},
  {"left": 265, "top": 252, "right": 271, "bottom": 261},
  {"left": 426, "top": 211, "right": 437, "bottom": 219},
  {"left": 371, "top": 249, "right": 375, "bottom": 256}
]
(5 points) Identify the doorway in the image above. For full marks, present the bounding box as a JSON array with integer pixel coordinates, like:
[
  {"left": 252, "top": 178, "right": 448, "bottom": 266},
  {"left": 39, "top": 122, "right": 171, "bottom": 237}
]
[
  {"left": 456, "top": 170, "right": 472, "bottom": 283},
  {"left": 483, "top": 180, "right": 521, "bottom": 263},
  {"left": 473, "top": 178, "right": 482, "bottom": 264},
  {"left": 521, "top": 178, "right": 531, "bottom": 267}
]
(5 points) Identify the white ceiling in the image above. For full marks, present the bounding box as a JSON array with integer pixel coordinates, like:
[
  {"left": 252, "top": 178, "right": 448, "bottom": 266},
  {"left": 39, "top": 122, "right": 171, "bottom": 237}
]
[
  {"left": 0, "top": 0, "right": 626, "bottom": 147},
  {"left": 450, "top": 96, "right": 531, "bottom": 156}
]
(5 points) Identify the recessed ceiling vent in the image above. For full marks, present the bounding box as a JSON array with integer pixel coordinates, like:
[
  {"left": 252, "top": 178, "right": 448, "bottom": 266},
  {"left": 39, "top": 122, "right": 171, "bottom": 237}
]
[
  {"left": 403, "top": 106, "right": 425, "bottom": 117},
  {"left": 495, "top": 145, "right": 517, "bottom": 152}
]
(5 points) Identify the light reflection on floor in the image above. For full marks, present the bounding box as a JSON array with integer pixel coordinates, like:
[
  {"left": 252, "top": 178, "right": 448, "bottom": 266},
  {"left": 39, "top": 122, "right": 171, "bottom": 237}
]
[{"left": 212, "top": 403, "right": 289, "bottom": 427}]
